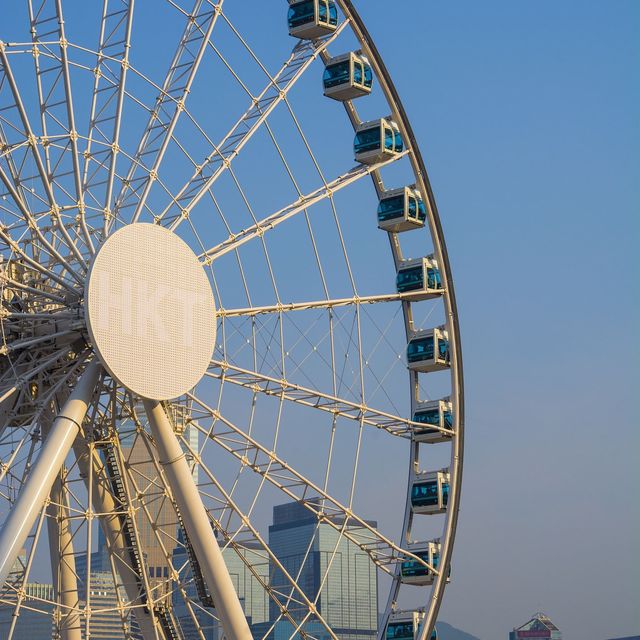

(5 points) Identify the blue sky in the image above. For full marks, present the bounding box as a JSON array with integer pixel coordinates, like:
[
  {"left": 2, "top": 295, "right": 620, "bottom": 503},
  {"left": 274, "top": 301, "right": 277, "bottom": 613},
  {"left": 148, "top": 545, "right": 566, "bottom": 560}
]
[{"left": 354, "top": 2, "right": 638, "bottom": 638}]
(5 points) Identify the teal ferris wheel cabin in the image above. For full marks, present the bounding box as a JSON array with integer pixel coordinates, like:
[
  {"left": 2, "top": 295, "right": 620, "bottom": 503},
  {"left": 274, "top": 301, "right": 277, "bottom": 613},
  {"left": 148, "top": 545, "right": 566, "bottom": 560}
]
[
  {"left": 323, "top": 51, "right": 373, "bottom": 101},
  {"left": 377, "top": 186, "right": 427, "bottom": 233},
  {"left": 412, "top": 398, "right": 454, "bottom": 444},
  {"left": 288, "top": 0, "right": 338, "bottom": 39},
  {"left": 396, "top": 256, "right": 443, "bottom": 302},
  {"left": 407, "top": 326, "right": 450, "bottom": 373},
  {"left": 386, "top": 611, "right": 438, "bottom": 640},
  {"left": 411, "top": 469, "right": 450, "bottom": 515},
  {"left": 399, "top": 540, "right": 443, "bottom": 586},
  {"left": 354, "top": 117, "right": 404, "bottom": 164}
]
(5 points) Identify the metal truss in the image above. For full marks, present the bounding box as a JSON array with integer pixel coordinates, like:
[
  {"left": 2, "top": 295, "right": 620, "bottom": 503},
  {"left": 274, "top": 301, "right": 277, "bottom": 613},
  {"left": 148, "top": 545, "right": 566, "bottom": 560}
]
[{"left": 112, "top": 0, "right": 222, "bottom": 226}]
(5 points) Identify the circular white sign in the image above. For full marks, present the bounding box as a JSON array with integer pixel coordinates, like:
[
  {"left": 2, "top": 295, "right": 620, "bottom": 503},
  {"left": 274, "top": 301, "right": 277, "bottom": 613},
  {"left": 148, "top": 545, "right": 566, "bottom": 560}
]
[{"left": 85, "top": 223, "right": 216, "bottom": 400}]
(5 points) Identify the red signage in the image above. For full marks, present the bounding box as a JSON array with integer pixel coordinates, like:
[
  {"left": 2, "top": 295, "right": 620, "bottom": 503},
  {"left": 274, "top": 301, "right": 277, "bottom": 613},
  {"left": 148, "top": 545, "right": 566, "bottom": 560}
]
[{"left": 516, "top": 633, "right": 551, "bottom": 639}]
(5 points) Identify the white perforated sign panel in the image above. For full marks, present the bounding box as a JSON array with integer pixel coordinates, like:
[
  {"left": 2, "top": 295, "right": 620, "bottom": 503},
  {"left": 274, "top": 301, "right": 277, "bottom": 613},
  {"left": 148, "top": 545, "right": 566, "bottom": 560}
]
[{"left": 85, "top": 224, "right": 216, "bottom": 400}]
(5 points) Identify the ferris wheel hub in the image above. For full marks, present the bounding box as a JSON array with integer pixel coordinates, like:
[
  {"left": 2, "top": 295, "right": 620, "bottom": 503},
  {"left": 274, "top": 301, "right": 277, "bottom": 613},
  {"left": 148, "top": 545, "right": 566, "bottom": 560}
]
[{"left": 84, "top": 223, "right": 216, "bottom": 400}]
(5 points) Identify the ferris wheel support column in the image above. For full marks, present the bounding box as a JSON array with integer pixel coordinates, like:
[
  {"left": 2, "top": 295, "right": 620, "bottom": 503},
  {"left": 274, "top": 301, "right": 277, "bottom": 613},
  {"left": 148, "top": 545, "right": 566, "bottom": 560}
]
[
  {"left": 144, "top": 399, "right": 253, "bottom": 640},
  {"left": 0, "top": 361, "right": 101, "bottom": 587},
  {"left": 46, "top": 471, "right": 82, "bottom": 640}
]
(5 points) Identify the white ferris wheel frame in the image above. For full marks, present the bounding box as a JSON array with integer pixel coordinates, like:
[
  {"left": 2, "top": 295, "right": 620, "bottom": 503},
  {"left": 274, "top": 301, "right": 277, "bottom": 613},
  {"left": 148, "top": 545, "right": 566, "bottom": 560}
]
[{"left": 0, "top": 2, "right": 465, "bottom": 640}]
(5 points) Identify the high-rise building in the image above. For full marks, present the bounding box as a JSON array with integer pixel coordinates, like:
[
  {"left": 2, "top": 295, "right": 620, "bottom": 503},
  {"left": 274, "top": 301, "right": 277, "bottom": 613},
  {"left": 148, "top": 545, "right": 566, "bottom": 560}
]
[
  {"left": 510, "top": 613, "right": 562, "bottom": 640},
  {"left": 261, "top": 500, "right": 378, "bottom": 640},
  {"left": 0, "top": 552, "right": 55, "bottom": 639},
  {"left": 172, "top": 533, "right": 270, "bottom": 640},
  {"left": 0, "top": 582, "right": 55, "bottom": 639}
]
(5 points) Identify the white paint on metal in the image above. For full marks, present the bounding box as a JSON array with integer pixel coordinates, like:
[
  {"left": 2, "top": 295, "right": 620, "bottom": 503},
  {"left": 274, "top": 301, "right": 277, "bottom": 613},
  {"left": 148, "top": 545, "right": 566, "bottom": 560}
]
[
  {"left": 85, "top": 223, "right": 216, "bottom": 400},
  {"left": 0, "top": 361, "right": 100, "bottom": 587},
  {"left": 144, "top": 399, "right": 253, "bottom": 640}
]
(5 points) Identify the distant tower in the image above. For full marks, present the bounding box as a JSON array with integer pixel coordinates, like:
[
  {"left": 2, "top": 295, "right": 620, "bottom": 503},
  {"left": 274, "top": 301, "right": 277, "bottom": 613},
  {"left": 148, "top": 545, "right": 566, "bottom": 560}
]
[
  {"left": 510, "top": 613, "right": 562, "bottom": 640},
  {"left": 260, "top": 499, "right": 378, "bottom": 640}
]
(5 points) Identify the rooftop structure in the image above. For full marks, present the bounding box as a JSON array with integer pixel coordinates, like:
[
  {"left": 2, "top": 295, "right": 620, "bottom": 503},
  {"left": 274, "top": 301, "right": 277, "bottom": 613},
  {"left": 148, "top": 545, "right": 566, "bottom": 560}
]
[{"left": 510, "top": 613, "right": 562, "bottom": 640}]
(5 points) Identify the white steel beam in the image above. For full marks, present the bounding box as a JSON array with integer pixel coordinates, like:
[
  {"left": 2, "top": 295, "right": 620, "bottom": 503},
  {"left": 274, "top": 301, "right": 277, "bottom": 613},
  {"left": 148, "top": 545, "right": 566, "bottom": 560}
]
[
  {"left": 47, "top": 472, "right": 82, "bottom": 640},
  {"left": 113, "top": 0, "right": 220, "bottom": 224},
  {"left": 219, "top": 292, "right": 409, "bottom": 317},
  {"left": 159, "top": 21, "right": 350, "bottom": 230},
  {"left": 206, "top": 361, "right": 453, "bottom": 437},
  {"left": 144, "top": 399, "right": 252, "bottom": 640},
  {"left": 197, "top": 152, "right": 408, "bottom": 262},
  {"left": 186, "top": 396, "right": 437, "bottom": 575},
  {"left": 0, "top": 361, "right": 100, "bottom": 586}
]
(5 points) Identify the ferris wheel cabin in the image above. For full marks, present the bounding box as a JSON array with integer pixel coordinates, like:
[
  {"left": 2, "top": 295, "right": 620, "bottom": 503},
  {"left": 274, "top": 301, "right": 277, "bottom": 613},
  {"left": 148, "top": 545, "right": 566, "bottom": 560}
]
[
  {"left": 411, "top": 470, "right": 450, "bottom": 515},
  {"left": 386, "top": 610, "right": 438, "bottom": 640},
  {"left": 412, "top": 398, "right": 453, "bottom": 444},
  {"left": 400, "top": 540, "right": 442, "bottom": 586},
  {"left": 354, "top": 118, "right": 404, "bottom": 164},
  {"left": 323, "top": 52, "right": 373, "bottom": 101},
  {"left": 377, "top": 186, "right": 427, "bottom": 232},
  {"left": 288, "top": 0, "right": 338, "bottom": 39},
  {"left": 397, "top": 256, "right": 443, "bottom": 301},
  {"left": 406, "top": 326, "right": 450, "bottom": 372}
]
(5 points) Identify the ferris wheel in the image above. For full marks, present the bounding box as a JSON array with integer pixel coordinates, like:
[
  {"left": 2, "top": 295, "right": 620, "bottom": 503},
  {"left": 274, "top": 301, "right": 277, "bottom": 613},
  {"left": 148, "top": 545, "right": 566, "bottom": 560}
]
[{"left": 0, "top": 2, "right": 464, "bottom": 640}]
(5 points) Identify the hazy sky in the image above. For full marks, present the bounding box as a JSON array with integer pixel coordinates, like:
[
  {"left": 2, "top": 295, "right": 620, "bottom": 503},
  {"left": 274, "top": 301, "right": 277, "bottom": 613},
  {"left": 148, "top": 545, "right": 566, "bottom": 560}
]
[{"left": 350, "top": 2, "right": 638, "bottom": 639}]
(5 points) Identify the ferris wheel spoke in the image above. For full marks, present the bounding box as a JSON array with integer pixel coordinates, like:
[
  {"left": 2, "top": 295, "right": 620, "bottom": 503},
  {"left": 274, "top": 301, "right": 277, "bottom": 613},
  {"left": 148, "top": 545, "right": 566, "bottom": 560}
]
[
  {"left": 186, "top": 393, "right": 438, "bottom": 578},
  {"left": 0, "top": 276, "right": 68, "bottom": 307},
  {"left": 0, "top": 127, "right": 40, "bottom": 228},
  {"left": 0, "top": 49, "right": 88, "bottom": 277},
  {"left": 0, "top": 349, "right": 89, "bottom": 444},
  {"left": 0, "top": 328, "right": 79, "bottom": 357},
  {"left": 82, "top": 0, "right": 135, "bottom": 237},
  {"left": 0, "top": 163, "right": 84, "bottom": 288},
  {"left": 206, "top": 360, "right": 452, "bottom": 438},
  {"left": 112, "top": 0, "right": 223, "bottom": 227},
  {"left": 158, "top": 20, "right": 350, "bottom": 230},
  {"left": 0, "top": 228, "right": 80, "bottom": 296},
  {"left": 51, "top": 0, "right": 95, "bottom": 253},
  {"left": 27, "top": 0, "right": 96, "bottom": 259},
  {"left": 0, "top": 249, "right": 78, "bottom": 302},
  {"left": 198, "top": 152, "right": 407, "bottom": 262},
  {"left": 220, "top": 292, "right": 426, "bottom": 318}
]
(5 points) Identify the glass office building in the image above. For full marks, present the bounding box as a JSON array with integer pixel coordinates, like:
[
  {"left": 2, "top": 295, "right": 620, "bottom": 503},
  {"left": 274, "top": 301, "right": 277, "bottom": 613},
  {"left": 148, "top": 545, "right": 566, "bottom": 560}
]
[
  {"left": 0, "top": 552, "right": 55, "bottom": 639},
  {"left": 265, "top": 500, "right": 378, "bottom": 640},
  {"left": 173, "top": 536, "right": 270, "bottom": 640}
]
